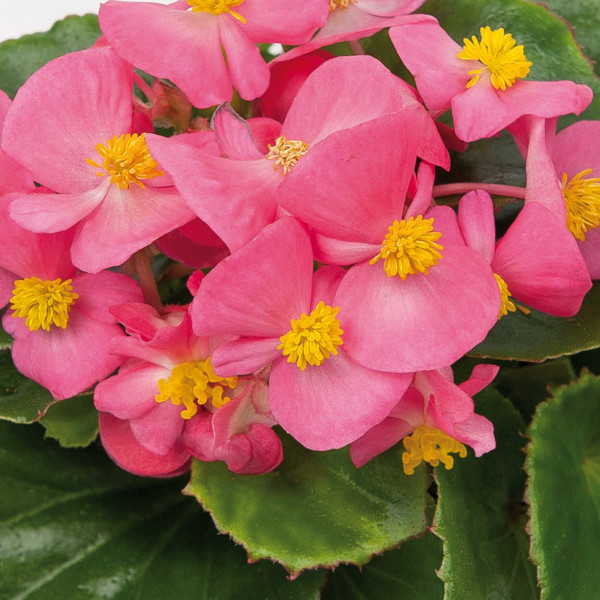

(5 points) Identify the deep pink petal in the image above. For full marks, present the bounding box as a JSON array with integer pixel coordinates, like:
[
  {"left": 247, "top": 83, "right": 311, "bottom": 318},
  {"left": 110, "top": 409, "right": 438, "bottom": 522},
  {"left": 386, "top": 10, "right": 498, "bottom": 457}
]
[
  {"left": 129, "top": 400, "right": 185, "bottom": 456},
  {"left": 457, "top": 190, "right": 496, "bottom": 263},
  {"left": 492, "top": 202, "right": 592, "bottom": 316},
  {"left": 311, "top": 233, "right": 379, "bottom": 266},
  {"left": 579, "top": 228, "right": 600, "bottom": 280},
  {"left": 458, "top": 363, "right": 500, "bottom": 397},
  {"left": 211, "top": 104, "right": 264, "bottom": 160},
  {"left": 350, "top": 416, "right": 413, "bottom": 468},
  {"left": 191, "top": 217, "right": 313, "bottom": 338},
  {"left": 210, "top": 338, "right": 282, "bottom": 378},
  {"left": 98, "top": 413, "right": 190, "bottom": 477},
  {"left": 269, "top": 351, "right": 412, "bottom": 450},
  {"left": 2, "top": 47, "right": 133, "bottom": 193},
  {"left": 335, "top": 246, "right": 500, "bottom": 373}
]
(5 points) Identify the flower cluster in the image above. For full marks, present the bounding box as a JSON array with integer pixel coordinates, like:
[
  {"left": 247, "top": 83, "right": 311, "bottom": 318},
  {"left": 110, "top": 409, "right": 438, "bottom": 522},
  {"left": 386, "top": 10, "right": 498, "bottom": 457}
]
[{"left": 0, "top": 0, "right": 596, "bottom": 478}]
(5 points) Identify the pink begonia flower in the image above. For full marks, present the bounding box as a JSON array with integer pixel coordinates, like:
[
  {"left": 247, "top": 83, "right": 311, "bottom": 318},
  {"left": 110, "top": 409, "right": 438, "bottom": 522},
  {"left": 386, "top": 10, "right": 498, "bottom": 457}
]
[
  {"left": 389, "top": 18, "right": 593, "bottom": 142},
  {"left": 2, "top": 47, "right": 196, "bottom": 273},
  {"left": 0, "top": 196, "right": 144, "bottom": 399},
  {"left": 191, "top": 216, "right": 414, "bottom": 451},
  {"left": 147, "top": 55, "right": 449, "bottom": 254},
  {"left": 98, "top": 0, "right": 329, "bottom": 109},
  {"left": 455, "top": 190, "right": 591, "bottom": 317},
  {"left": 273, "top": 1, "right": 427, "bottom": 64},
  {"left": 510, "top": 116, "right": 600, "bottom": 279},
  {"left": 350, "top": 364, "right": 497, "bottom": 472},
  {"left": 277, "top": 115, "right": 500, "bottom": 374},
  {"left": 95, "top": 303, "right": 282, "bottom": 477}
]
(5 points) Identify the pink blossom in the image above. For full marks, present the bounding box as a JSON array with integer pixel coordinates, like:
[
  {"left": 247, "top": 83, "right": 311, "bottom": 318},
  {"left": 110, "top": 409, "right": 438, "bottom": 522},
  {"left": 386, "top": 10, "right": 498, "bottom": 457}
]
[
  {"left": 191, "top": 217, "right": 414, "bottom": 450},
  {"left": 389, "top": 19, "right": 592, "bottom": 141},
  {"left": 350, "top": 364, "right": 498, "bottom": 472},
  {"left": 0, "top": 197, "right": 144, "bottom": 399},
  {"left": 99, "top": 0, "right": 329, "bottom": 109},
  {"left": 277, "top": 116, "right": 500, "bottom": 374},
  {"left": 2, "top": 47, "right": 195, "bottom": 273},
  {"left": 95, "top": 304, "right": 282, "bottom": 477},
  {"left": 455, "top": 190, "right": 591, "bottom": 316}
]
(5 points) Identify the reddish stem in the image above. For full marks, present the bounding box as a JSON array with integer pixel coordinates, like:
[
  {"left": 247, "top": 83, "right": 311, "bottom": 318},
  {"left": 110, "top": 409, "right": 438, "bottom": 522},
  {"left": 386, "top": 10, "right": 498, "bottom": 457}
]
[
  {"left": 133, "top": 248, "right": 163, "bottom": 312},
  {"left": 432, "top": 183, "right": 527, "bottom": 199}
]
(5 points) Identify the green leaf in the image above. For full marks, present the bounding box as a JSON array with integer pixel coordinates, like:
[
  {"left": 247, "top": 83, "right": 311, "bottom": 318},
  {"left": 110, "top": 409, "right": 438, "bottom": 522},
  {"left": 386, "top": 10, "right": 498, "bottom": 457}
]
[
  {"left": 321, "top": 531, "right": 443, "bottom": 600},
  {"left": 187, "top": 431, "right": 430, "bottom": 575},
  {"left": 0, "top": 349, "right": 57, "bottom": 424},
  {"left": 39, "top": 393, "right": 98, "bottom": 448},
  {"left": 526, "top": 372, "right": 600, "bottom": 600},
  {"left": 0, "top": 420, "right": 326, "bottom": 600},
  {"left": 541, "top": 1, "right": 600, "bottom": 76},
  {"left": 470, "top": 283, "right": 600, "bottom": 362},
  {"left": 434, "top": 389, "right": 539, "bottom": 600},
  {"left": 0, "top": 15, "right": 101, "bottom": 98}
]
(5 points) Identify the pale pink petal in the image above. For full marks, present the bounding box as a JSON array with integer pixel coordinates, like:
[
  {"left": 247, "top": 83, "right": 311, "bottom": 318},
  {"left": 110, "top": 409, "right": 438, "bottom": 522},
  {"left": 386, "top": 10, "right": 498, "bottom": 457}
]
[
  {"left": 451, "top": 413, "right": 496, "bottom": 456},
  {"left": 311, "top": 232, "right": 379, "bottom": 266},
  {"left": 355, "top": 0, "right": 425, "bottom": 16},
  {"left": 94, "top": 363, "right": 170, "bottom": 419},
  {"left": 492, "top": 202, "right": 592, "bottom": 316},
  {"left": 71, "top": 184, "right": 195, "bottom": 273},
  {"left": 2, "top": 47, "right": 132, "bottom": 193},
  {"left": 99, "top": 2, "right": 232, "bottom": 108},
  {"left": 269, "top": 351, "right": 412, "bottom": 450},
  {"left": 9, "top": 181, "right": 109, "bottom": 233},
  {"left": 553, "top": 120, "right": 600, "bottom": 176},
  {"left": 129, "top": 400, "right": 185, "bottom": 456},
  {"left": 210, "top": 338, "right": 282, "bottom": 378},
  {"left": 457, "top": 190, "right": 496, "bottom": 263},
  {"left": 191, "top": 217, "right": 313, "bottom": 338},
  {"left": 458, "top": 363, "right": 500, "bottom": 397},
  {"left": 4, "top": 308, "right": 126, "bottom": 400},
  {"left": 98, "top": 413, "right": 190, "bottom": 477},
  {"left": 335, "top": 246, "right": 500, "bottom": 373}
]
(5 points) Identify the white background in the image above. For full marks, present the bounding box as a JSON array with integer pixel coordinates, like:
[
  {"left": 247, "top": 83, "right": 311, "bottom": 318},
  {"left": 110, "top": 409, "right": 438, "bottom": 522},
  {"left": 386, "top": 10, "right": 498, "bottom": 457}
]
[{"left": 0, "top": 0, "right": 165, "bottom": 43}]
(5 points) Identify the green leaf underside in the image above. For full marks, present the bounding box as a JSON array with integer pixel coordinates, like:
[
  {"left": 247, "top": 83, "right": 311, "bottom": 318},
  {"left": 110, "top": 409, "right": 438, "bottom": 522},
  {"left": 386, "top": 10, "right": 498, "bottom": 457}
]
[
  {"left": 187, "top": 431, "right": 430, "bottom": 574},
  {"left": 0, "top": 15, "right": 101, "bottom": 99},
  {"left": 0, "top": 349, "right": 57, "bottom": 424},
  {"left": 471, "top": 283, "right": 600, "bottom": 362},
  {"left": 434, "top": 389, "right": 539, "bottom": 600},
  {"left": 322, "top": 531, "right": 444, "bottom": 600},
  {"left": 526, "top": 373, "right": 600, "bottom": 600},
  {"left": 0, "top": 421, "right": 325, "bottom": 600},
  {"left": 39, "top": 394, "right": 99, "bottom": 448}
]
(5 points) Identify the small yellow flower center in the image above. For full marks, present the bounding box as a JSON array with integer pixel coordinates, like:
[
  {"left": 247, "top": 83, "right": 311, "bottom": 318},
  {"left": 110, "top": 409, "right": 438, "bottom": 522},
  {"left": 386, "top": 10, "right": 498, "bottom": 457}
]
[
  {"left": 370, "top": 216, "right": 443, "bottom": 279},
  {"left": 457, "top": 26, "right": 532, "bottom": 90},
  {"left": 10, "top": 277, "right": 79, "bottom": 332},
  {"left": 494, "top": 273, "right": 517, "bottom": 319},
  {"left": 329, "top": 0, "right": 353, "bottom": 10},
  {"left": 86, "top": 133, "right": 164, "bottom": 190},
  {"left": 402, "top": 425, "right": 467, "bottom": 475},
  {"left": 266, "top": 135, "right": 309, "bottom": 174},
  {"left": 561, "top": 169, "right": 600, "bottom": 241},
  {"left": 155, "top": 358, "right": 239, "bottom": 419},
  {"left": 278, "top": 301, "right": 343, "bottom": 370},
  {"left": 187, "top": 0, "right": 246, "bottom": 23}
]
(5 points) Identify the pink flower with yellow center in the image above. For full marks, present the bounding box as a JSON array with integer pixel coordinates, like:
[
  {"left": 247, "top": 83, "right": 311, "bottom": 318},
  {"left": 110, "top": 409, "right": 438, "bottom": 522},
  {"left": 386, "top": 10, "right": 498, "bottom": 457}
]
[
  {"left": 389, "top": 18, "right": 592, "bottom": 141},
  {"left": 2, "top": 47, "right": 195, "bottom": 273}
]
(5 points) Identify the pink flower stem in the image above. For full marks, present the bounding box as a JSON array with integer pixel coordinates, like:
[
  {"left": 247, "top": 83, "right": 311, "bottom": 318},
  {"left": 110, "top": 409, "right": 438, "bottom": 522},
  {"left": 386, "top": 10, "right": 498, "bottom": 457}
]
[
  {"left": 132, "top": 248, "right": 163, "bottom": 312},
  {"left": 133, "top": 71, "right": 156, "bottom": 102},
  {"left": 348, "top": 40, "right": 365, "bottom": 55},
  {"left": 432, "top": 182, "right": 527, "bottom": 199}
]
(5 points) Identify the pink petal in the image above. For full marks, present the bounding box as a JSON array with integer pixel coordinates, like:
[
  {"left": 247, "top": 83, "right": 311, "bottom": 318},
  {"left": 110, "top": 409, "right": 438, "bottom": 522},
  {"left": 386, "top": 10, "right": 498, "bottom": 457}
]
[
  {"left": 191, "top": 217, "right": 313, "bottom": 338},
  {"left": 553, "top": 120, "right": 600, "bottom": 177},
  {"left": 210, "top": 337, "right": 282, "bottom": 378},
  {"left": 269, "top": 351, "right": 412, "bottom": 450},
  {"left": 350, "top": 416, "right": 413, "bottom": 468},
  {"left": 98, "top": 412, "right": 190, "bottom": 477},
  {"left": 211, "top": 104, "right": 264, "bottom": 160},
  {"left": 458, "top": 363, "right": 500, "bottom": 397},
  {"left": 2, "top": 47, "right": 133, "bottom": 193},
  {"left": 579, "top": 228, "right": 600, "bottom": 280},
  {"left": 457, "top": 190, "right": 496, "bottom": 264},
  {"left": 129, "top": 400, "right": 185, "bottom": 456}
]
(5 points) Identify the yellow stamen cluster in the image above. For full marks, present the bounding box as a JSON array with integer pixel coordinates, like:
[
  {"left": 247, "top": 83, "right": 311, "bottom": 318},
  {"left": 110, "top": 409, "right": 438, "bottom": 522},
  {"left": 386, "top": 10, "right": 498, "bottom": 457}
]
[
  {"left": 10, "top": 277, "right": 79, "bottom": 332},
  {"left": 402, "top": 425, "right": 467, "bottom": 475},
  {"left": 329, "top": 0, "right": 353, "bottom": 10},
  {"left": 155, "top": 358, "right": 238, "bottom": 419},
  {"left": 86, "top": 133, "right": 164, "bottom": 190},
  {"left": 370, "top": 216, "right": 443, "bottom": 279},
  {"left": 187, "top": 0, "right": 246, "bottom": 23},
  {"left": 494, "top": 273, "right": 517, "bottom": 319},
  {"left": 266, "top": 135, "right": 309, "bottom": 174},
  {"left": 561, "top": 169, "right": 600, "bottom": 241},
  {"left": 278, "top": 301, "right": 343, "bottom": 370},
  {"left": 457, "top": 26, "right": 532, "bottom": 90}
]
